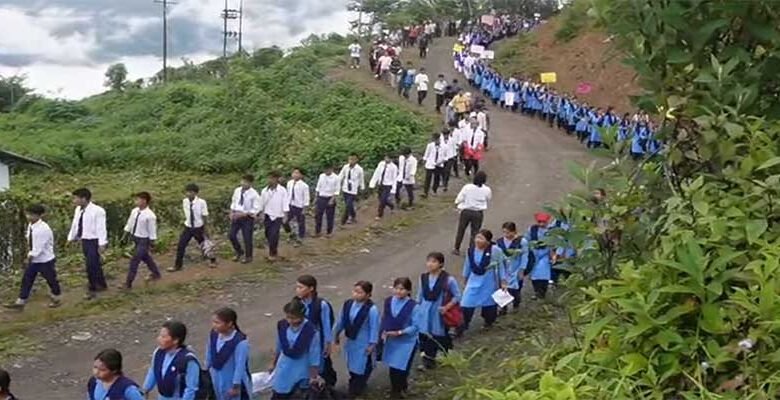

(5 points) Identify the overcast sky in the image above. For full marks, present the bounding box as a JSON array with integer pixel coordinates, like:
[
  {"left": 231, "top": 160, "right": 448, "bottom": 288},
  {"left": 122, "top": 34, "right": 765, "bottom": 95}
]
[{"left": 0, "top": 0, "right": 352, "bottom": 99}]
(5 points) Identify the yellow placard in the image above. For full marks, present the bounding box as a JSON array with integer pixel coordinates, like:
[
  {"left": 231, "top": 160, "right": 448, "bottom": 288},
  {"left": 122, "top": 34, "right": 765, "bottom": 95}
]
[
  {"left": 540, "top": 72, "right": 557, "bottom": 83},
  {"left": 453, "top": 43, "right": 464, "bottom": 53}
]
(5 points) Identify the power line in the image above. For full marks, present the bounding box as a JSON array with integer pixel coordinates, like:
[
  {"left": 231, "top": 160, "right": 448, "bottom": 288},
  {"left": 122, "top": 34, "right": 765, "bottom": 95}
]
[
  {"left": 154, "top": 0, "right": 177, "bottom": 83},
  {"left": 221, "top": 0, "right": 241, "bottom": 58}
]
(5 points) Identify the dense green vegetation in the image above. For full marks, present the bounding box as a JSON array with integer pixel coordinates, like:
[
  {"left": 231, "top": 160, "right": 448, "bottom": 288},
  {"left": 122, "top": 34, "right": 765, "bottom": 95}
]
[
  {"left": 0, "top": 34, "right": 431, "bottom": 281},
  {"left": 437, "top": 1, "right": 780, "bottom": 398}
]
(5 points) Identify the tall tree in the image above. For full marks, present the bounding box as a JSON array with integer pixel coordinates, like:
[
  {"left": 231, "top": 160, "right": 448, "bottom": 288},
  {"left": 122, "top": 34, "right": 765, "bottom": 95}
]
[
  {"left": 0, "top": 75, "right": 31, "bottom": 112},
  {"left": 104, "top": 63, "right": 128, "bottom": 92}
]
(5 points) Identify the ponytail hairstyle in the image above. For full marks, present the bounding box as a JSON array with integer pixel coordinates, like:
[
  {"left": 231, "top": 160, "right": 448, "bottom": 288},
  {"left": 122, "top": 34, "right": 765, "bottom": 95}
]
[
  {"left": 95, "top": 348, "right": 124, "bottom": 376},
  {"left": 162, "top": 320, "right": 188, "bottom": 349},
  {"left": 477, "top": 229, "right": 494, "bottom": 246},
  {"left": 214, "top": 307, "right": 241, "bottom": 333},
  {"left": 296, "top": 274, "right": 318, "bottom": 298},
  {"left": 283, "top": 297, "right": 307, "bottom": 319},
  {"left": 0, "top": 368, "right": 10, "bottom": 395}
]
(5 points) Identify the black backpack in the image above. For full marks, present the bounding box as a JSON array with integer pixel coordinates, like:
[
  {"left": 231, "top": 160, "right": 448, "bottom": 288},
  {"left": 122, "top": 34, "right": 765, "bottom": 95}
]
[{"left": 176, "top": 352, "right": 217, "bottom": 400}]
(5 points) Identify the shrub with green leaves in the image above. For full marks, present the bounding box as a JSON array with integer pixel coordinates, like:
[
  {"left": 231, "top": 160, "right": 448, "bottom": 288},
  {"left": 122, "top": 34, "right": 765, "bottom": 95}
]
[{"left": 455, "top": 0, "right": 780, "bottom": 398}]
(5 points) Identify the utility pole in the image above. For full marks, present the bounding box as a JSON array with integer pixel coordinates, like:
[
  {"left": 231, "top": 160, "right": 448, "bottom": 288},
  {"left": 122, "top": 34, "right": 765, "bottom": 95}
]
[
  {"left": 221, "top": 0, "right": 240, "bottom": 58},
  {"left": 238, "top": 0, "right": 244, "bottom": 54},
  {"left": 154, "top": 0, "right": 177, "bottom": 83}
]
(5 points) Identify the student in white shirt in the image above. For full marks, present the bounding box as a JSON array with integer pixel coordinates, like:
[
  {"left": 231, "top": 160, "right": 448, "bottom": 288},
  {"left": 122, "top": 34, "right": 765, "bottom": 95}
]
[
  {"left": 440, "top": 128, "right": 458, "bottom": 191},
  {"left": 259, "top": 171, "right": 289, "bottom": 261},
  {"left": 377, "top": 53, "right": 393, "bottom": 82},
  {"left": 5, "top": 204, "right": 61, "bottom": 310},
  {"left": 369, "top": 153, "right": 399, "bottom": 220},
  {"left": 348, "top": 41, "right": 362, "bottom": 69},
  {"left": 172, "top": 183, "right": 216, "bottom": 272},
  {"left": 123, "top": 192, "right": 161, "bottom": 289},
  {"left": 338, "top": 154, "right": 365, "bottom": 225},
  {"left": 68, "top": 188, "right": 108, "bottom": 300},
  {"left": 315, "top": 164, "right": 340, "bottom": 237},
  {"left": 433, "top": 74, "right": 448, "bottom": 113},
  {"left": 422, "top": 133, "right": 447, "bottom": 197},
  {"left": 395, "top": 147, "right": 418, "bottom": 209},
  {"left": 476, "top": 106, "right": 490, "bottom": 150},
  {"left": 453, "top": 171, "right": 492, "bottom": 255},
  {"left": 414, "top": 67, "right": 430, "bottom": 106},
  {"left": 229, "top": 174, "right": 262, "bottom": 263},
  {"left": 283, "top": 168, "right": 311, "bottom": 244}
]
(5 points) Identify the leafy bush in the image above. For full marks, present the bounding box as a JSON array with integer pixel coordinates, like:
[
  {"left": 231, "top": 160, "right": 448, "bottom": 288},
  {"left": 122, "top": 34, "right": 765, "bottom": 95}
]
[
  {"left": 554, "top": 0, "right": 590, "bottom": 42},
  {"left": 455, "top": 0, "right": 780, "bottom": 398}
]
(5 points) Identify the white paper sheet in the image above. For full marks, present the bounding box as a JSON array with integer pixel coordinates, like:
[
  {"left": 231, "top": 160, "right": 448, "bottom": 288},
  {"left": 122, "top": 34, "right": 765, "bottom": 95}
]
[
  {"left": 252, "top": 371, "right": 275, "bottom": 394},
  {"left": 492, "top": 289, "right": 515, "bottom": 308}
]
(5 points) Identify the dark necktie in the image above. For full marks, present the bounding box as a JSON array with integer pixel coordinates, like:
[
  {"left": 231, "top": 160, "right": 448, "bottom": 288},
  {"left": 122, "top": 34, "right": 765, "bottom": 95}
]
[
  {"left": 189, "top": 200, "right": 195, "bottom": 228},
  {"left": 435, "top": 145, "right": 439, "bottom": 165},
  {"left": 402, "top": 158, "right": 407, "bottom": 180},
  {"left": 347, "top": 168, "right": 353, "bottom": 191},
  {"left": 76, "top": 208, "right": 85, "bottom": 240},
  {"left": 380, "top": 164, "right": 387, "bottom": 185},
  {"left": 28, "top": 225, "right": 33, "bottom": 252},
  {"left": 131, "top": 211, "right": 140, "bottom": 236},
  {"left": 291, "top": 181, "right": 296, "bottom": 202},
  {"left": 471, "top": 130, "right": 476, "bottom": 147},
  {"left": 239, "top": 189, "right": 246, "bottom": 206}
]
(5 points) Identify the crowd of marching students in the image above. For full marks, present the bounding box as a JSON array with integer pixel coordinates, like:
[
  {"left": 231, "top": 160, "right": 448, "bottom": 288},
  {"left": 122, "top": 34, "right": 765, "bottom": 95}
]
[
  {"left": 452, "top": 24, "right": 664, "bottom": 158},
  {"left": 0, "top": 207, "right": 576, "bottom": 400},
  {"left": 0, "top": 15, "right": 610, "bottom": 400}
]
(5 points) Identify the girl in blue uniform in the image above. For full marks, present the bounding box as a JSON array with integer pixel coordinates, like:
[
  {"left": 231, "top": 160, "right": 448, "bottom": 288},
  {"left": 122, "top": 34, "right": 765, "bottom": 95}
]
[
  {"left": 631, "top": 120, "right": 649, "bottom": 159},
  {"left": 460, "top": 229, "right": 506, "bottom": 333},
  {"left": 617, "top": 113, "right": 631, "bottom": 142},
  {"left": 497, "top": 222, "right": 528, "bottom": 314},
  {"left": 334, "top": 281, "right": 380, "bottom": 398},
  {"left": 380, "top": 277, "right": 419, "bottom": 398},
  {"left": 524, "top": 213, "right": 554, "bottom": 300},
  {"left": 88, "top": 349, "right": 144, "bottom": 400},
  {"left": 142, "top": 321, "right": 201, "bottom": 400},
  {"left": 587, "top": 108, "right": 602, "bottom": 148},
  {"left": 575, "top": 104, "right": 589, "bottom": 143},
  {"left": 0, "top": 369, "right": 17, "bottom": 400},
  {"left": 418, "top": 252, "right": 461, "bottom": 369},
  {"left": 270, "top": 298, "right": 321, "bottom": 399},
  {"left": 295, "top": 275, "right": 337, "bottom": 387},
  {"left": 206, "top": 307, "right": 252, "bottom": 400}
]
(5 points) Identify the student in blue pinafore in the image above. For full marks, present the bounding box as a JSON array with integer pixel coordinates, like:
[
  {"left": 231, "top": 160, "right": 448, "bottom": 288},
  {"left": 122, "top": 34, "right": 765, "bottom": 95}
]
[
  {"left": 631, "top": 121, "right": 649, "bottom": 159},
  {"left": 269, "top": 298, "right": 321, "bottom": 399},
  {"left": 0, "top": 368, "right": 16, "bottom": 400},
  {"left": 295, "top": 274, "right": 337, "bottom": 387},
  {"left": 380, "top": 277, "right": 419, "bottom": 398},
  {"left": 460, "top": 229, "right": 506, "bottom": 333},
  {"left": 575, "top": 105, "right": 590, "bottom": 143},
  {"left": 417, "top": 252, "right": 461, "bottom": 369},
  {"left": 524, "top": 213, "right": 554, "bottom": 300},
  {"left": 497, "top": 222, "right": 528, "bottom": 314},
  {"left": 550, "top": 212, "right": 576, "bottom": 284},
  {"left": 88, "top": 349, "right": 144, "bottom": 400},
  {"left": 334, "top": 281, "right": 380, "bottom": 398},
  {"left": 617, "top": 113, "right": 631, "bottom": 142},
  {"left": 142, "top": 321, "right": 201, "bottom": 400},
  {"left": 205, "top": 307, "right": 252, "bottom": 400},
  {"left": 587, "top": 108, "right": 603, "bottom": 148}
]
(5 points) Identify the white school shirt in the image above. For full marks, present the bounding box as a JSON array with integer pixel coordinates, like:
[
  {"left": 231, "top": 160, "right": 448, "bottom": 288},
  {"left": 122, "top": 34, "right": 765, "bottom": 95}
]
[
  {"left": 286, "top": 179, "right": 311, "bottom": 208},
  {"left": 230, "top": 187, "right": 262, "bottom": 215},
  {"left": 124, "top": 207, "right": 158, "bottom": 240},
  {"left": 27, "top": 220, "right": 55, "bottom": 263},
  {"left": 455, "top": 184, "right": 492, "bottom": 211},
  {"left": 423, "top": 142, "right": 447, "bottom": 169},
  {"left": 260, "top": 185, "right": 290, "bottom": 221},
  {"left": 463, "top": 126, "right": 486, "bottom": 148},
  {"left": 477, "top": 111, "right": 489, "bottom": 131},
  {"left": 433, "top": 79, "right": 447, "bottom": 95},
  {"left": 369, "top": 161, "right": 399, "bottom": 192},
  {"left": 315, "top": 173, "right": 341, "bottom": 197},
  {"left": 67, "top": 202, "right": 108, "bottom": 246},
  {"left": 414, "top": 73, "right": 429, "bottom": 91},
  {"left": 182, "top": 197, "right": 209, "bottom": 228},
  {"left": 338, "top": 164, "right": 365, "bottom": 195},
  {"left": 440, "top": 135, "right": 458, "bottom": 159},
  {"left": 348, "top": 43, "right": 361, "bottom": 58},
  {"left": 397, "top": 155, "right": 418, "bottom": 185}
]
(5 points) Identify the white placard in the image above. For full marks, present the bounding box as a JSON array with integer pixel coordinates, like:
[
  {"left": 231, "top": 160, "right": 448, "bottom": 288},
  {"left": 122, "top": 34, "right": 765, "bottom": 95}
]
[
  {"left": 470, "top": 44, "right": 485, "bottom": 55},
  {"left": 491, "top": 289, "right": 515, "bottom": 308}
]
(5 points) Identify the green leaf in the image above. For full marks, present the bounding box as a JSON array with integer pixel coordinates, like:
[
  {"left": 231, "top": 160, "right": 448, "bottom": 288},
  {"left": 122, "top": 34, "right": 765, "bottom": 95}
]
[
  {"left": 700, "top": 303, "right": 728, "bottom": 334},
  {"left": 723, "top": 122, "right": 744, "bottom": 137},
  {"left": 584, "top": 315, "right": 617, "bottom": 343},
  {"left": 692, "top": 200, "right": 709, "bottom": 215},
  {"left": 757, "top": 157, "right": 780, "bottom": 170},
  {"left": 620, "top": 353, "right": 648, "bottom": 376},
  {"left": 746, "top": 219, "right": 768, "bottom": 244}
]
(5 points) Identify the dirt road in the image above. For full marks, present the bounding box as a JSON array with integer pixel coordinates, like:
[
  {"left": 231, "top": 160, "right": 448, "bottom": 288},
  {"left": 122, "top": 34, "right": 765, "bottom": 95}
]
[{"left": 9, "top": 37, "right": 590, "bottom": 398}]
